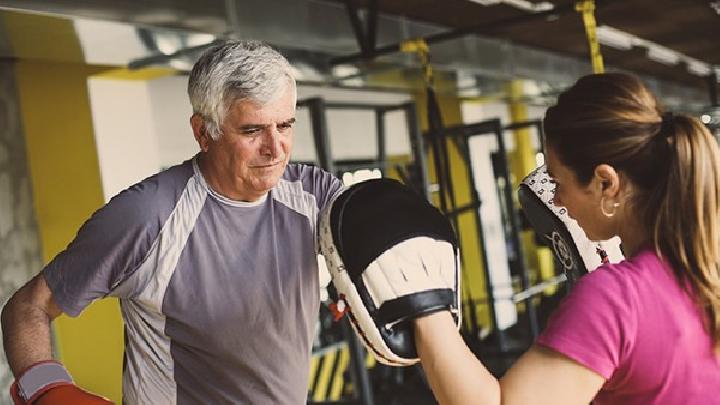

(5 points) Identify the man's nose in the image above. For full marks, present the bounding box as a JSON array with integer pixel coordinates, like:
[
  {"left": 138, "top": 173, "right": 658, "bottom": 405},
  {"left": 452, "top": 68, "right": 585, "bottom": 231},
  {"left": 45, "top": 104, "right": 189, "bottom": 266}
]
[{"left": 260, "top": 126, "right": 282, "bottom": 158}]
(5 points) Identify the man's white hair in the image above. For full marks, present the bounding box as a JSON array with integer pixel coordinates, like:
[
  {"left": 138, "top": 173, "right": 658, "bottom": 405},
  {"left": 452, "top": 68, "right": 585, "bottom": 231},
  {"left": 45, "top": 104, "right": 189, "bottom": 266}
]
[{"left": 188, "top": 40, "right": 296, "bottom": 140}]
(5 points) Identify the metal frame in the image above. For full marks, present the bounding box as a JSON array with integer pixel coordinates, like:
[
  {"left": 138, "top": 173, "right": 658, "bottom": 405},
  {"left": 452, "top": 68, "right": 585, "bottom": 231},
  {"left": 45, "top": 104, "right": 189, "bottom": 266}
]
[
  {"left": 297, "top": 98, "right": 429, "bottom": 198},
  {"left": 440, "top": 119, "right": 515, "bottom": 353},
  {"left": 299, "top": 97, "right": 429, "bottom": 405},
  {"left": 344, "top": 0, "right": 379, "bottom": 60},
  {"left": 440, "top": 118, "right": 547, "bottom": 356},
  {"left": 501, "top": 119, "right": 544, "bottom": 339},
  {"left": 708, "top": 71, "right": 718, "bottom": 108}
]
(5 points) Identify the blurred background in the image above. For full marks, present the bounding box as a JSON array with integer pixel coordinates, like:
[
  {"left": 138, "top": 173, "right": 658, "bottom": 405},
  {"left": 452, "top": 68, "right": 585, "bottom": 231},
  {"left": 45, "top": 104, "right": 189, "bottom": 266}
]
[{"left": 0, "top": 0, "right": 718, "bottom": 403}]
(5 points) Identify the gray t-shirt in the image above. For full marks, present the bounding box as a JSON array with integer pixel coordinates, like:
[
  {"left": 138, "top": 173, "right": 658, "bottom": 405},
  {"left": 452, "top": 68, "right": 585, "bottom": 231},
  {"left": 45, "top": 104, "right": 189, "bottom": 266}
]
[{"left": 43, "top": 157, "right": 344, "bottom": 404}]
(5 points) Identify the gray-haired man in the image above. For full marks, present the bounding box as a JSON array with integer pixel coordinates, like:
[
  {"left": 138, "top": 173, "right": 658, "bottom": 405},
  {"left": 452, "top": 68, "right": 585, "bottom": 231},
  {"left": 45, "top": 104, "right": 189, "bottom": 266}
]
[{"left": 2, "top": 40, "right": 344, "bottom": 404}]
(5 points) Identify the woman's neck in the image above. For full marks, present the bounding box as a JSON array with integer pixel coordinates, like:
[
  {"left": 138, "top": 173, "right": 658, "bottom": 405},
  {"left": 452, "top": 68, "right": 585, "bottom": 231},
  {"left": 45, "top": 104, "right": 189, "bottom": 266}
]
[{"left": 617, "top": 212, "right": 651, "bottom": 257}]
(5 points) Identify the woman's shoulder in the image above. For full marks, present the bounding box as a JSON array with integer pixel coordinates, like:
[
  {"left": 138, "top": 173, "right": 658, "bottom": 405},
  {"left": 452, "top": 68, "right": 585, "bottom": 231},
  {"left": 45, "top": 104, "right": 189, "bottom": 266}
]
[
  {"left": 587, "top": 248, "right": 668, "bottom": 284},
  {"left": 575, "top": 248, "right": 671, "bottom": 305}
]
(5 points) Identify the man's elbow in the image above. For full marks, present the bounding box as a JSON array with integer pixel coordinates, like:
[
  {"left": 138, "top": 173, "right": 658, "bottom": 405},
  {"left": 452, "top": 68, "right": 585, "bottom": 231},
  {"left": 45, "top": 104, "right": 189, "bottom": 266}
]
[
  {"left": 1, "top": 296, "right": 9, "bottom": 331},
  {"left": 2, "top": 285, "right": 24, "bottom": 333},
  {"left": 1, "top": 276, "right": 52, "bottom": 330}
]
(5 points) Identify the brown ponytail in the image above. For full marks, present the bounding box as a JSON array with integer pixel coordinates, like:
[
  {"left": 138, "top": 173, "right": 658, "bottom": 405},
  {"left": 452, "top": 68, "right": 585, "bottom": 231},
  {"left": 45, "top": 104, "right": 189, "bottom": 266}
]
[
  {"left": 656, "top": 115, "right": 720, "bottom": 352},
  {"left": 544, "top": 73, "right": 720, "bottom": 352}
]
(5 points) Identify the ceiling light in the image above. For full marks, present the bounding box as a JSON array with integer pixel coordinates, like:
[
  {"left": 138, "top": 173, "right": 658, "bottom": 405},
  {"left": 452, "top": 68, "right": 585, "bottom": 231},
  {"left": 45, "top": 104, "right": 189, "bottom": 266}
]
[
  {"left": 154, "top": 36, "right": 179, "bottom": 55},
  {"left": 332, "top": 65, "right": 360, "bottom": 78},
  {"left": 647, "top": 45, "right": 680, "bottom": 66},
  {"left": 468, "top": 0, "right": 553, "bottom": 12},
  {"left": 169, "top": 59, "right": 193, "bottom": 71},
  {"left": 535, "top": 2, "right": 555, "bottom": 12},
  {"left": 186, "top": 34, "right": 216, "bottom": 47},
  {"left": 467, "top": 0, "right": 502, "bottom": 5},
  {"left": 711, "top": 1, "right": 720, "bottom": 15},
  {"left": 503, "top": 0, "right": 554, "bottom": 12},
  {"left": 687, "top": 59, "right": 711, "bottom": 76},
  {"left": 596, "top": 25, "right": 634, "bottom": 50}
]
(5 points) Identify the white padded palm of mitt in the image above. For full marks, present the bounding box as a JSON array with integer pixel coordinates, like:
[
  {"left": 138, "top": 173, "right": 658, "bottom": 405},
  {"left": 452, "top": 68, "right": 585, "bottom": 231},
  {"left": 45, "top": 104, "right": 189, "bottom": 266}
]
[{"left": 363, "top": 237, "right": 457, "bottom": 323}]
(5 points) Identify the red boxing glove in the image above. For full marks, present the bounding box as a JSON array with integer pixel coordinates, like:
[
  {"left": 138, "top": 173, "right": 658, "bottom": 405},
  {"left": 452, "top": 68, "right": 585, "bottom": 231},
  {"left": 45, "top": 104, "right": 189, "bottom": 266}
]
[{"left": 10, "top": 361, "right": 113, "bottom": 404}]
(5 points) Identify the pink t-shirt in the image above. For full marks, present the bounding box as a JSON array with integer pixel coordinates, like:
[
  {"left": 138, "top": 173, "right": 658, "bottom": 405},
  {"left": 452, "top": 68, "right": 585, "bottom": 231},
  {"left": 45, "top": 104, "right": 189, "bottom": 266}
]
[{"left": 536, "top": 248, "right": 720, "bottom": 404}]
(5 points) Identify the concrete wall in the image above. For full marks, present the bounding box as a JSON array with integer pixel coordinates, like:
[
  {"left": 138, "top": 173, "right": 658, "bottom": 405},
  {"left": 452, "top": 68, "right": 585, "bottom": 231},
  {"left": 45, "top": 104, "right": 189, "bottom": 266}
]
[{"left": 0, "top": 61, "right": 43, "bottom": 404}]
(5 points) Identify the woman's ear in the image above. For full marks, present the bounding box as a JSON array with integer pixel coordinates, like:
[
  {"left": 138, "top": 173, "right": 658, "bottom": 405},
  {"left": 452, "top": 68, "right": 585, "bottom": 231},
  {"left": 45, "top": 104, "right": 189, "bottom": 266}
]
[{"left": 594, "top": 164, "right": 621, "bottom": 198}]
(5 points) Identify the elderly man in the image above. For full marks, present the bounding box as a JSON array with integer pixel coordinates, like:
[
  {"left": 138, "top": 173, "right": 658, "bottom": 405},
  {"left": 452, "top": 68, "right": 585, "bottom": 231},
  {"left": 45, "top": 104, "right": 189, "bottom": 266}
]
[{"left": 2, "top": 40, "right": 343, "bottom": 404}]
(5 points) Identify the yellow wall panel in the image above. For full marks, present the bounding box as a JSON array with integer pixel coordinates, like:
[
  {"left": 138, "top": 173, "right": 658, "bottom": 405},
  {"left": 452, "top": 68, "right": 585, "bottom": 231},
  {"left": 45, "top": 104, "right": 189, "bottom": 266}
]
[
  {"left": 2, "top": 11, "right": 84, "bottom": 64},
  {"left": 15, "top": 60, "right": 123, "bottom": 404}
]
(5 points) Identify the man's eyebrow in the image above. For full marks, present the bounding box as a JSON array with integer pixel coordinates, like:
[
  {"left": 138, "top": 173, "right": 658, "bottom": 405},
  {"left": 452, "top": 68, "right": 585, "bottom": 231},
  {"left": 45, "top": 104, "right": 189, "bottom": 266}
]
[
  {"left": 238, "top": 118, "right": 296, "bottom": 129},
  {"left": 238, "top": 124, "right": 267, "bottom": 130}
]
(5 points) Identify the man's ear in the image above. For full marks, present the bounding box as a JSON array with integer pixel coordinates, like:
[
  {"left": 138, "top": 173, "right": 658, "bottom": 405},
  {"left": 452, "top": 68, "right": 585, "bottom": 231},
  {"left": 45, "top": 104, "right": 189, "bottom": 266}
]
[
  {"left": 594, "top": 164, "right": 621, "bottom": 198},
  {"left": 190, "top": 114, "right": 211, "bottom": 152}
]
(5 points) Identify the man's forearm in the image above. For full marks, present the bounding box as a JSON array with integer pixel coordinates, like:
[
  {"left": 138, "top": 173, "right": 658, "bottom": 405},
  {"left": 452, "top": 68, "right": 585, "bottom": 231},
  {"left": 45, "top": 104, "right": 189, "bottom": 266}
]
[
  {"left": 415, "top": 311, "right": 500, "bottom": 405},
  {"left": 1, "top": 277, "right": 56, "bottom": 375}
]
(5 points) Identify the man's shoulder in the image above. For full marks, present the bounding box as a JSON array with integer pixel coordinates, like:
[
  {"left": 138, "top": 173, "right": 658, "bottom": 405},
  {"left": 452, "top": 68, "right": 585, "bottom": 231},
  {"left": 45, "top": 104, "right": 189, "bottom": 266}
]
[
  {"left": 275, "top": 163, "right": 343, "bottom": 212},
  {"left": 134, "top": 158, "right": 195, "bottom": 194},
  {"left": 281, "top": 163, "right": 341, "bottom": 193},
  {"left": 103, "top": 158, "right": 196, "bottom": 220},
  {"left": 282, "top": 162, "right": 328, "bottom": 181}
]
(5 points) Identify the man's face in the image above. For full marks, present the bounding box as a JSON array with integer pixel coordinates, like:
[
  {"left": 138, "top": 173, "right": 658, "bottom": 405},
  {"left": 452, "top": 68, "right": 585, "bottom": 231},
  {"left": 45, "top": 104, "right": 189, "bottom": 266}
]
[{"left": 203, "top": 84, "right": 296, "bottom": 201}]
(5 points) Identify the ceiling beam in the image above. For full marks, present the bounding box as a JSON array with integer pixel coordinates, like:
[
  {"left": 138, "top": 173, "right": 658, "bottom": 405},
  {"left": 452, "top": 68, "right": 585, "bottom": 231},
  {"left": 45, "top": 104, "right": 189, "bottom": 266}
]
[{"left": 330, "top": 0, "right": 586, "bottom": 65}]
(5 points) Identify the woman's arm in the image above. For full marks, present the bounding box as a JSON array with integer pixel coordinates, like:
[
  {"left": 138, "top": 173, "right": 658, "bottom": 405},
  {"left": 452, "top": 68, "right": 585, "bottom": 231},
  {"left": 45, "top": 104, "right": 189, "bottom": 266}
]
[
  {"left": 415, "top": 311, "right": 500, "bottom": 405},
  {"left": 415, "top": 311, "right": 605, "bottom": 405},
  {"left": 501, "top": 345, "right": 605, "bottom": 405}
]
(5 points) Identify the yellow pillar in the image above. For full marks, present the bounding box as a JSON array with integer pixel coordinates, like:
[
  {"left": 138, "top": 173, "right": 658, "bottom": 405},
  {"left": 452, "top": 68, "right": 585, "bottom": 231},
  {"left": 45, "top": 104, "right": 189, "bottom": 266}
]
[
  {"left": 6, "top": 11, "right": 124, "bottom": 403},
  {"left": 506, "top": 81, "right": 537, "bottom": 185}
]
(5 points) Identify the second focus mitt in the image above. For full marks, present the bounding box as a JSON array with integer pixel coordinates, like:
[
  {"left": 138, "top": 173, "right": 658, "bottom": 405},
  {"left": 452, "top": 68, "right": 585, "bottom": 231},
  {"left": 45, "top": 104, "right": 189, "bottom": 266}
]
[{"left": 518, "top": 165, "right": 623, "bottom": 284}]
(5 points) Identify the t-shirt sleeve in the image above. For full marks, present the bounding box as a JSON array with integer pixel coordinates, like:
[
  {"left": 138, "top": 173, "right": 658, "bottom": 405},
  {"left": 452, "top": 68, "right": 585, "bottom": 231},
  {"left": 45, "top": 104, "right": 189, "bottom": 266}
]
[
  {"left": 535, "top": 266, "right": 637, "bottom": 379},
  {"left": 314, "top": 168, "right": 344, "bottom": 211},
  {"left": 288, "top": 164, "right": 344, "bottom": 211},
  {"left": 42, "top": 184, "right": 166, "bottom": 317}
]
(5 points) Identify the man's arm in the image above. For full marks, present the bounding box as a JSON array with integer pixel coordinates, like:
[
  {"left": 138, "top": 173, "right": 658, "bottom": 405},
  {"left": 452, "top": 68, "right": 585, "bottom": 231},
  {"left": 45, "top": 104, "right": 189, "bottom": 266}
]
[
  {"left": 2, "top": 274, "right": 112, "bottom": 404},
  {"left": 1, "top": 273, "right": 62, "bottom": 375}
]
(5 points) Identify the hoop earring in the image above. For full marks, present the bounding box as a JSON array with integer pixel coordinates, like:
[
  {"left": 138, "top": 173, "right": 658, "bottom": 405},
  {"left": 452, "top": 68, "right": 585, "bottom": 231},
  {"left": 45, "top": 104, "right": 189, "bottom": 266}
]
[{"left": 601, "top": 197, "right": 620, "bottom": 218}]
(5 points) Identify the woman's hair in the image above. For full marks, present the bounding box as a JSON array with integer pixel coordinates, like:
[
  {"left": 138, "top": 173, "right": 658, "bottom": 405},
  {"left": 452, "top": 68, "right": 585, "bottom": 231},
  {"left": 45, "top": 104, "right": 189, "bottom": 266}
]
[
  {"left": 544, "top": 73, "right": 720, "bottom": 352},
  {"left": 187, "top": 40, "right": 296, "bottom": 140}
]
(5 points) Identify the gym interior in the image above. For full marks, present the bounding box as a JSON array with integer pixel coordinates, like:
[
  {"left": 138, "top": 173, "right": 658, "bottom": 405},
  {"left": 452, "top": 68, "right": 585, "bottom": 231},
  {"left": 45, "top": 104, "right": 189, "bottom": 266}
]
[{"left": 0, "top": 0, "right": 718, "bottom": 404}]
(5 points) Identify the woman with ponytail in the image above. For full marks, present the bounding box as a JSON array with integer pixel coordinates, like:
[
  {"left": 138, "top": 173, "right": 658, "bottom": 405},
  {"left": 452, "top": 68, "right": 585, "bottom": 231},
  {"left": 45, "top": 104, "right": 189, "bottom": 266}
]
[{"left": 412, "top": 73, "right": 720, "bottom": 404}]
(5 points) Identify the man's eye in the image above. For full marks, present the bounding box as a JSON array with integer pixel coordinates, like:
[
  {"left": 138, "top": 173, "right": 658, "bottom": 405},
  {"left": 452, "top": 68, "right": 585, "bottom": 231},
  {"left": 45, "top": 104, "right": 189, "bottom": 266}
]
[
  {"left": 278, "top": 122, "right": 294, "bottom": 131},
  {"left": 242, "top": 128, "right": 261, "bottom": 136}
]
